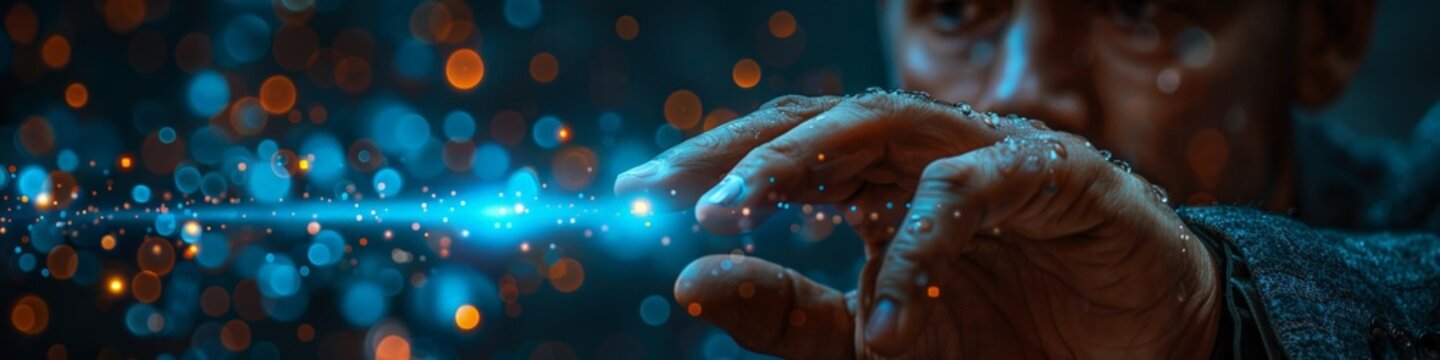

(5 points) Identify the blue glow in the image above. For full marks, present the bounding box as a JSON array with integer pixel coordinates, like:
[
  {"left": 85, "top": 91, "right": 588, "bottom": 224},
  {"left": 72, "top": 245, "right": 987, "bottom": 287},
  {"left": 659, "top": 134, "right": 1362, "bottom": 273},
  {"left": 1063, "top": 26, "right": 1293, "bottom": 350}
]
[
  {"left": 155, "top": 213, "right": 177, "bottom": 236},
  {"left": 247, "top": 160, "right": 291, "bottom": 203},
  {"left": 18, "top": 166, "right": 46, "bottom": 198},
  {"left": 125, "top": 304, "right": 161, "bottom": 336},
  {"left": 159, "top": 127, "right": 177, "bottom": 144},
  {"left": 373, "top": 168, "right": 403, "bottom": 197},
  {"left": 703, "top": 330, "right": 742, "bottom": 359},
  {"left": 506, "top": 168, "right": 540, "bottom": 198},
  {"left": 532, "top": 115, "right": 564, "bottom": 149},
  {"left": 187, "top": 71, "right": 230, "bottom": 117},
  {"left": 57, "top": 149, "right": 79, "bottom": 172},
  {"left": 639, "top": 295, "right": 670, "bottom": 326},
  {"left": 201, "top": 172, "right": 228, "bottom": 198},
  {"left": 394, "top": 39, "right": 433, "bottom": 80},
  {"left": 402, "top": 139, "right": 445, "bottom": 179},
  {"left": 222, "top": 15, "right": 271, "bottom": 63},
  {"left": 395, "top": 113, "right": 432, "bottom": 151},
  {"left": 307, "top": 230, "right": 344, "bottom": 266},
  {"left": 378, "top": 268, "right": 404, "bottom": 296},
  {"left": 17, "top": 253, "right": 35, "bottom": 272},
  {"left": 258, "top": 260, "right": 301, "bottom": 297},
  {"left": 196, "top": 234, "right": 228, "bottom": 269},
  {"left": 472, "top": 142, "right": 510, "bottom": 181},
  {"left": 503, "top": 0, "right": 542, "bottom": 29},
  {"left": 181, "top": 222, "right": 202, "bottom": 243},
  {"left": 341, "top": 282, "right": 386, "bottom": 326},
  {"left": 995, "top": 16, "right": 1028, "bottom": 100},
  {"left": 300, "top": 133, "right": 346, "bottom": 185},
  {"left": 599, "top": 112, "right": 623, "bottom": 133},
  {"left": 261, "top": 288, "right": 309, "bottom": 321},
  {"left": 188, "top": 126, "right": 231, "bottom": 165},
  {"left": 174, "top": 165, "right": 202, "bottom": 194},
  {"left": 233, "top": 100, "right": 267, "bottom": 133},
  {"left": 131, "top": 185, "right": 152, "bottom": 204},
  {"left": 444, "top": 110, "right": 477, "bottom": 141},
  {"left": 407, "top": 265, "right": 499, "bottom": 332},
  {"left": 654, "top": 124, "right": 682, "bottom": 148}
]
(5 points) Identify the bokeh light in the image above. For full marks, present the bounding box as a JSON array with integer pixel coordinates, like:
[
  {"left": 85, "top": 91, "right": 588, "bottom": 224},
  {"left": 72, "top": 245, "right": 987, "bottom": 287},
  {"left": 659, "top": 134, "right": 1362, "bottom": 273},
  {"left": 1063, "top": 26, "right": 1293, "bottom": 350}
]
[
  {"left": 615, "top": 15, "right": 639, "bottom": 40},
  {"left": 445, "top": 49, "right": 484, "bottom": 90},
  {"left": 259, "top": 75, "right": 298, "bottom": 114},
  {"left": 64, "top": 83, "right": 87, "bottom": 108},
  {"left": 664, "top": 90, "right": 703, "bottom": 130},
  {"left": 732, "top": 59, "right": 761, "bottom": 89}
]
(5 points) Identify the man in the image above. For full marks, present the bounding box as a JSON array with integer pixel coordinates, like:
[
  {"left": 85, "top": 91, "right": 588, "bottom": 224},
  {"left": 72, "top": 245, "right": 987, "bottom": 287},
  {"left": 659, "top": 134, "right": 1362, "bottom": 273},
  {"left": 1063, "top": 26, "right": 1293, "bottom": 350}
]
[{"left": 617, "top": 0, "right": 1439, "bottom": 358}]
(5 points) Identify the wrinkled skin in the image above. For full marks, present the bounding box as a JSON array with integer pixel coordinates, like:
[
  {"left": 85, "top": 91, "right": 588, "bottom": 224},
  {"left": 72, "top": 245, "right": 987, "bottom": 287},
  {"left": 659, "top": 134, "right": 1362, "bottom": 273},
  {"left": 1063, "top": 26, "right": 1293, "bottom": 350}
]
[
  {"left": 615, "top": 0, "right": 1373, "bottom": 358},
  {"left": 618, "top": 93, "right": 1217, "bottom": 358}
]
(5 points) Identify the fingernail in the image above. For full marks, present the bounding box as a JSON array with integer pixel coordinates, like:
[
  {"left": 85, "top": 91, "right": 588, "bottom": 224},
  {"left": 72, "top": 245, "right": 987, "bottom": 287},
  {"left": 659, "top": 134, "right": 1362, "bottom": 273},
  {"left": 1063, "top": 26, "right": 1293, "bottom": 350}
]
[
  {"left": 619, "top": 161, "right": 661, "bottom": 180},
  {"left": 865, "top": 298, "right": 899, "bottom": 343},
  {"left": 702, "top": 175, "right": 745, "bottom": 207}
]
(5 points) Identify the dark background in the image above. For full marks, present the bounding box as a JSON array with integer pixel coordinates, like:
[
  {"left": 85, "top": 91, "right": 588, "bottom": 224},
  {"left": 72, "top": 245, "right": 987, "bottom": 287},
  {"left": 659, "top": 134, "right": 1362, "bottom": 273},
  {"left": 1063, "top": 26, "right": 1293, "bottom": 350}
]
[{"left": 1, "top": 0, "right": 1437, "bottom": 359}]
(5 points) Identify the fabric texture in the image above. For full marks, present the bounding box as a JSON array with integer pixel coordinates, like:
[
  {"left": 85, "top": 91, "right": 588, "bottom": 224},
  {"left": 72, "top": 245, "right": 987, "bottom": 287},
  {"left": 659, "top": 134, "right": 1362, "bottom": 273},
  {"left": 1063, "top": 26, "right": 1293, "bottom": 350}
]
[{"left": 1179, "top": 206, "right": 1440, "bottom": 359}]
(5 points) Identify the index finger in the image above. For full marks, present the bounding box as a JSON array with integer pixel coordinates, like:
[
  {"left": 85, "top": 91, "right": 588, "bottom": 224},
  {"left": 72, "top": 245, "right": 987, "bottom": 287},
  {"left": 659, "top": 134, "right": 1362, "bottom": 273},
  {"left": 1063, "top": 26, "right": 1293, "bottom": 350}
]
[{"left": 614, "top": 95, "right": 842, "bottom": 212}]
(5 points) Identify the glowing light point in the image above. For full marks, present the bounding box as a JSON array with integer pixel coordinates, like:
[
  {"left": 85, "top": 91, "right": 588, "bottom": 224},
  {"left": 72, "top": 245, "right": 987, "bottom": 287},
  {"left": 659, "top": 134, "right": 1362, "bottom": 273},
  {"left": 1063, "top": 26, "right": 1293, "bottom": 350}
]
[
  {"left": 455, "top": 304, "right": 481, "bottom": 331},
  {"left": 108, "top": 276, "right": 125, "bottom": 295},
  {"left": 182, "top": 220, "right": 203, "bottom": 243},
  {"left": 630, "top": 199, "right": 652, "bottom": 217}
]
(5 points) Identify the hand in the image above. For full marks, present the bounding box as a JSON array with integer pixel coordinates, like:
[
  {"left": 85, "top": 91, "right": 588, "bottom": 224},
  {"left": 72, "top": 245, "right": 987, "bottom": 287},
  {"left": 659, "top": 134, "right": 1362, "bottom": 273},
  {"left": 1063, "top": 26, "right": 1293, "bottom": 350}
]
[{"left": 615, "top": 91, "right": 1221, "bottom": 358}]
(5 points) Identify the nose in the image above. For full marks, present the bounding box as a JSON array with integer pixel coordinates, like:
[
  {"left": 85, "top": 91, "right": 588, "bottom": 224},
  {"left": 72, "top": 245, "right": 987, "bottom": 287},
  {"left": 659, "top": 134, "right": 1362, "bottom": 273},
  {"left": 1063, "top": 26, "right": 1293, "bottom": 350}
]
[{"left": 971, "top": 1, "right": 1092, "bottom": 134}]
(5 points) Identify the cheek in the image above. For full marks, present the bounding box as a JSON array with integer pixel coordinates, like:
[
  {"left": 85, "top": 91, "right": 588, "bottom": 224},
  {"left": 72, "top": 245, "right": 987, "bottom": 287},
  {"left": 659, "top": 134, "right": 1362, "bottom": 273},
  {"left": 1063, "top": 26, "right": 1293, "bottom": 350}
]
[
  {"left": 1088, "top": 22, "right": 1293, "bottom": 200},
  {"left": 898, "top": 39, "right": 985, "bottom": 103}
]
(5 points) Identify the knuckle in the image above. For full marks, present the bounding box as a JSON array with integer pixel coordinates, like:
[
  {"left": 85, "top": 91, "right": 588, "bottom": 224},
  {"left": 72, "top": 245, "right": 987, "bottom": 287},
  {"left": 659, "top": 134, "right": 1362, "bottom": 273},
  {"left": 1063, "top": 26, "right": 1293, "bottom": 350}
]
[
  {"left": 847, "top": 91, "right": 898, "bottom": 112},
  {"left": 761, "top": 94, "right": 813, "bottom": 113},
  {"left": 922, "top": 156, "right": 972, "bottom": 181},
  {"left": 752, "top": 142, "right": 801, "bottom": 165}
]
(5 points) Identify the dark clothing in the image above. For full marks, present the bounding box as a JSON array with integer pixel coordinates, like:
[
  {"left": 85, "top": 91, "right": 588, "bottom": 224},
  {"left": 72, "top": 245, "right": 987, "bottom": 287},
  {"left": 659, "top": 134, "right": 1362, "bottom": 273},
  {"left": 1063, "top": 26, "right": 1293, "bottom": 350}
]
[{"left": 1180, "top": 206, "right": 1440, "bottom": 359}]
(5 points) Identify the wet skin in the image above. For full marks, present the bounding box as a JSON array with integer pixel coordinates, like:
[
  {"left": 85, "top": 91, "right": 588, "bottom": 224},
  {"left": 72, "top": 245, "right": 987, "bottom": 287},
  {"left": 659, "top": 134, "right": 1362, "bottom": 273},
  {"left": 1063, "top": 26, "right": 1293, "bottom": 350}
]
[{"left": 617, "top": 0, "right": 1373, "bottom": 358}]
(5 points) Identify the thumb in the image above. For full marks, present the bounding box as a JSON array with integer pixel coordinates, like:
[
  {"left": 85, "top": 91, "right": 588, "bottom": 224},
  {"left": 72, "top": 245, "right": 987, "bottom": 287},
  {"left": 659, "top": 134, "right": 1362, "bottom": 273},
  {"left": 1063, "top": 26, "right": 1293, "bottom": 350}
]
[{"left": 675, "top": 254, "right": 855, "bottom": 359}]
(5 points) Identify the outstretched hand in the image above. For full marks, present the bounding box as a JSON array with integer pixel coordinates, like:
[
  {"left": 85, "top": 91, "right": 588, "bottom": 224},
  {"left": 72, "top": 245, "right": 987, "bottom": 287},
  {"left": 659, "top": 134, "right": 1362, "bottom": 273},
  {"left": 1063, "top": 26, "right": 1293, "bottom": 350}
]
[{"left": 616, "top": 91, "right": 1220, "bottom": 358}]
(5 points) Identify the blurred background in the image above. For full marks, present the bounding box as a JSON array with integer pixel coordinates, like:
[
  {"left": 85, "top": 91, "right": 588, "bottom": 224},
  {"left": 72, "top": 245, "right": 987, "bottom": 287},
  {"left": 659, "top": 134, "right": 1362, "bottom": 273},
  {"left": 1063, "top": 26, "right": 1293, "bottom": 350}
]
[{"left": 0, "top": 0, "right": 1436, "bottom": 359}]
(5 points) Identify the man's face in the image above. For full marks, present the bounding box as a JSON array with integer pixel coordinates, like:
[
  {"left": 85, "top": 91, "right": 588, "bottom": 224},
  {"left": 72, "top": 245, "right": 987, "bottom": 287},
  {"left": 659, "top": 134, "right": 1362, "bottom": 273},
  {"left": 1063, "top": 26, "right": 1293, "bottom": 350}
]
[{"left": 884, "top": 0, "right": 1301, "bottom": 205}]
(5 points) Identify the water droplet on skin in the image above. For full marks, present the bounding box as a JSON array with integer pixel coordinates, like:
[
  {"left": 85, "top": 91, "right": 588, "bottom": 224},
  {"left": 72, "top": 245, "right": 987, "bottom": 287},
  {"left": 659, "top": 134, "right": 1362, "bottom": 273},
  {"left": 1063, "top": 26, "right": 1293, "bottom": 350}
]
[
  {"left": 1043, "top": 169, "right": 1059, "bottom": 195},
  {"left": 956, "top": 102, "right": 973, "bottom": 114},
  {"left": 1048, "top": 140, "right": 1068, "bottom": 160},
  {"left": 1029, "top": 119, "right": 1050, "bottom": 130},
  {"left": 981, "top": 113, "right": 998, "bottom": 129},
  {"left": 1111, "top": 159, "right": 1132, "bottom": 173},
  {"left": 1150, "top": 183, "right": 1170, "bottom": 204},
  {"left": 1022, "top": 154, "right": 1042, "bottom": 173},
  {"left": 1097, "top": 149, "right": 1112, "bottom": 161},
  {"left": 907, "top": 215, "right": 934, "bottom": 234}
]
